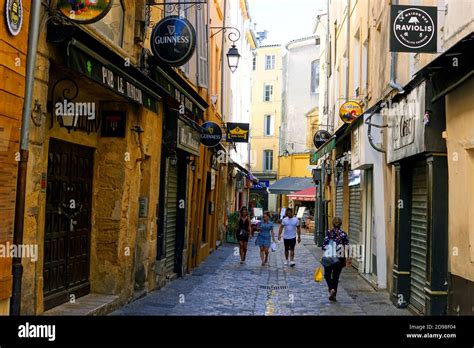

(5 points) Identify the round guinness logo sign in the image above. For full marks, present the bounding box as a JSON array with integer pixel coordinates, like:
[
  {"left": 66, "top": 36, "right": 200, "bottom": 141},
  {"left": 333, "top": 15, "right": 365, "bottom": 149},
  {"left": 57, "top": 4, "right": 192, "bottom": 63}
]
[
  {"left": 200, "top": 122, "right": 222, "bottom": 147},
  {"left": 393, "top": 7, "right": 435, "bottom": 50},
  {"left": 151, "top": 16, "right": 196, "bottom": 67}
]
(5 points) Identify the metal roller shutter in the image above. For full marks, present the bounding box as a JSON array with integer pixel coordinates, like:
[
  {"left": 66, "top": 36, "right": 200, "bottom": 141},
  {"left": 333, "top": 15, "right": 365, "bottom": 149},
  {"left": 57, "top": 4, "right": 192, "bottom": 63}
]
[
  {"left": 410, "top": 161, "right": 428, "bottom": 314},
  {"left": 349, "top": 184, "right": 362, "bottom": 270},
  {"left": 335, "top": 186, "right": 343, "bottom": 219},
  {"left": 164, "top": 160, "right": 178, "bottom": 276}
]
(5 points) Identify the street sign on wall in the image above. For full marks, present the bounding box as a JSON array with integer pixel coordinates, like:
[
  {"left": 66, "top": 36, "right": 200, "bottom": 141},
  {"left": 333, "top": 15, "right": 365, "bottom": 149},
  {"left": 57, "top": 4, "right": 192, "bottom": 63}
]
[
  {"left": 5, "top": 0, "right": 23, "bottom": 36},
  {"left": 390, "top": 5, "right": 437, "bottom": 53}
]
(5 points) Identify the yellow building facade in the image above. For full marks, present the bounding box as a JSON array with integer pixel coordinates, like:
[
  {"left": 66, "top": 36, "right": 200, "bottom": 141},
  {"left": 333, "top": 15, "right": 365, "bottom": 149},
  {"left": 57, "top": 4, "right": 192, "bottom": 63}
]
[{"left": 249, "top": 45, "right": 282, "bottom": 212}]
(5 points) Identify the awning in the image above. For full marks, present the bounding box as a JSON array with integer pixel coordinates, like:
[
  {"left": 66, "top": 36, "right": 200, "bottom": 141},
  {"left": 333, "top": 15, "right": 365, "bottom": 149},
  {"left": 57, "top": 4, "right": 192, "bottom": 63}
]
[
  {"left": 268, "top": 177, "right": 314, "bottom": 195},
  {"left": 229, "top": 160, "right": 259, "bottom": 183},
  {"left": 287, "top": 187, "right": 317, "bottom": 201},
  {"left": 414, "top": 32, "right": 473, "bottom": 103}
]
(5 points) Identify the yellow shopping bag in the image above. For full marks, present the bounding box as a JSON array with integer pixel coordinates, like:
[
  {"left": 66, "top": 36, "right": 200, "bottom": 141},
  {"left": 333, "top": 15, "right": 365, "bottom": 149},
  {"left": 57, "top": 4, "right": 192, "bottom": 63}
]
[{"left": 313, "top": 266, "right": 323, "bottom": 282}]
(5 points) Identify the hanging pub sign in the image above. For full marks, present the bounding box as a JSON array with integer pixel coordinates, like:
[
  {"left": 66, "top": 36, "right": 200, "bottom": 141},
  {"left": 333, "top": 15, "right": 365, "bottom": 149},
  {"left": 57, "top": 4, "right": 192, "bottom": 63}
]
[
  {"left": 5, "top": 0, "right": 23, "bottom": 36},
  {"left": 200, "top": 121, "right": 222, "bottom": 147},
  {"left": 226, "top": 123, "right": 249, "bottom": 143},
  {"left": 57, "top": 0, "right": 113, "bottom": 24},
  {"left": 313, "top": 130, "right": 331, "bottom": 149},
  {"left": 339, "top": 101, "right": 362, "bottom": 124},
  {"left": 151, "top": 15, "right": 196, "bottom": 67},
  {"left": 390, "top": 5, "right": 437, "bottom": 53}
]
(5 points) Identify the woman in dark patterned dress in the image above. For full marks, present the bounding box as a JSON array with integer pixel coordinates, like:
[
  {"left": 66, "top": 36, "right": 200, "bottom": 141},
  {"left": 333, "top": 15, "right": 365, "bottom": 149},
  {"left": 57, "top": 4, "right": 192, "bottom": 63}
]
[{"left": 236, "top": 206, "right": 252, "bottom": 264}]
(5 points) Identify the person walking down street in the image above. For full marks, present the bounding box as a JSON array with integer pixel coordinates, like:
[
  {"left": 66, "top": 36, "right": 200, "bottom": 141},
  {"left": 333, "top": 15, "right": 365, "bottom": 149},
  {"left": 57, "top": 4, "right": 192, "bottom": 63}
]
[
  {"left": 321, "top": 217, "right": 351, "bottom": 302},
  {"left": 236, "top": 206, "right": 252, "bottom": 264},
  {"left": 278, "top": 208, "right": 301, "bottom": 267},
  {"left": 255, "top": 212, "right": 275, "bottom": 266}
]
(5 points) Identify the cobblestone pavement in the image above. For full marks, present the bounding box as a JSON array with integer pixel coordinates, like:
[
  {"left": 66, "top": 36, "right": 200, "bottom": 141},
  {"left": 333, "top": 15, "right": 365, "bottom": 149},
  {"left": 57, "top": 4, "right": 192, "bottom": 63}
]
[{"left": 112, "top": 227, "right": 411, "bottom": 316}]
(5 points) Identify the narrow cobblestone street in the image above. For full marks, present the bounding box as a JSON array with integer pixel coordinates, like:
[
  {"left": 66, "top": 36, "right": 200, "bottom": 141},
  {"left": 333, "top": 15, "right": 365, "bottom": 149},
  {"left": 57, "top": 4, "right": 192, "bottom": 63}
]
[{"left": 112, "top": 228, "right": 411, "bottom": 316}]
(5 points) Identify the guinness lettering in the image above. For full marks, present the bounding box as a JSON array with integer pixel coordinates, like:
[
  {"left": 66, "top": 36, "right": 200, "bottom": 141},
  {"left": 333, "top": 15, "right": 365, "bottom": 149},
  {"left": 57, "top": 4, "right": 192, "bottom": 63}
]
[
  {"left": 151, "top": 16, "right": 196, "bottom": 66},
  {"left": 200, "top": 122, "right": 222, "bottom": 147}
]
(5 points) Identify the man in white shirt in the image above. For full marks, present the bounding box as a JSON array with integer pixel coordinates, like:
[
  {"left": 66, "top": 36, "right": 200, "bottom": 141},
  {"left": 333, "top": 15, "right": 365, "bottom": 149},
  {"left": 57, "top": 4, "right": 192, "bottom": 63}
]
[{"left": 278, "top": 208, "right": 301, "bottom": 267}]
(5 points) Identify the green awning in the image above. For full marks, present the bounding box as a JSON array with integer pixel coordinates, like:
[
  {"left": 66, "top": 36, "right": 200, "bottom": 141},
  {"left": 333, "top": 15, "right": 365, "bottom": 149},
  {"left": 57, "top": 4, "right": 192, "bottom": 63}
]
[{"left": 310, "top": 137, "right": 335, "bottom": 164}]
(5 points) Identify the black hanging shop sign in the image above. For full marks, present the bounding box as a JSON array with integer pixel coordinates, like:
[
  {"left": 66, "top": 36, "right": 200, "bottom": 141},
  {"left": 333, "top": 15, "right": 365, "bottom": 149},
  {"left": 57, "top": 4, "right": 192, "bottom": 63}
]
[
  {"left": 390, "top": 5, "right": 437, "bottom": 53},
  {"left": 226, "top": 123, "right": 249, "bottom": 143},
  {"left": 67, "top": 40, "right": 160, "bottom": 113},
  {"left": 200, "top": 121, "right": 222, "bottom": 147},
  {"left": 151, "top": 15, "right": 196, "bottom": 67}
]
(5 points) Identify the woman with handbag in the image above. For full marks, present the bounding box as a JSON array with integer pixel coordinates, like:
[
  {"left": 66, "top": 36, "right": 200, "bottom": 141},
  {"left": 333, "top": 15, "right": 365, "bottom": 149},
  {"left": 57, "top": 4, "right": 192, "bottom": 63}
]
[
  {"left": 255, "top": 211, "right": 275, "bottom": 266},
  {"left": 321, "top": 217, "right": 351, "bottom": 301},
  {"left": 236, "top": 206, "right": 252, "bottom": 264}
]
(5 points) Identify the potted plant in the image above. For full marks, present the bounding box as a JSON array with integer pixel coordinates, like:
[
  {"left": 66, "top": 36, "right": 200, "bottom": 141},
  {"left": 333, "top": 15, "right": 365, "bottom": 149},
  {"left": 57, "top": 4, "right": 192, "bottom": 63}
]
[{"left": 226, "top": 211, "right": 239, "bottom": 244}]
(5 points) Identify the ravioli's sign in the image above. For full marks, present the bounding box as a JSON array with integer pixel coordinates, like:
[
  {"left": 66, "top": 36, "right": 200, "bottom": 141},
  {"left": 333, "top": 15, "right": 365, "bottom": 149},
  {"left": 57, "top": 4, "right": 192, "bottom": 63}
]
[
  {"left": 390, "top": 5, "right": 437, "bottom": 53},
  {"left": 151, "top": 16, "right": 196, "bottom": 66}
]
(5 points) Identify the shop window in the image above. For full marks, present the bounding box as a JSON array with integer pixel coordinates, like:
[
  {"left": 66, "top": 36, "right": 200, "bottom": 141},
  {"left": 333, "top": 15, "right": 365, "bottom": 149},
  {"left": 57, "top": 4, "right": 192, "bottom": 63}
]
[{"left": 91, "top": 0, "right": 125, "bottom": 47}]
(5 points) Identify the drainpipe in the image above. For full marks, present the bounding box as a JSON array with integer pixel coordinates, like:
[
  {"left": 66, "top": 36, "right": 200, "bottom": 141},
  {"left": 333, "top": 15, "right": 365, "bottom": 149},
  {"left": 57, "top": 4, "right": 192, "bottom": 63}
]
[
  {"left": 389, "top": 0, "right": 405, "bottom": 94},
  {"left": 220, "top": 0, "right": 227, "bottom": 119},
  {"left": 345, "top": 0, "right": 350, "bottom": 101},
  {"left": 11, "top": 0, "right": 42, "bottom": 315}
]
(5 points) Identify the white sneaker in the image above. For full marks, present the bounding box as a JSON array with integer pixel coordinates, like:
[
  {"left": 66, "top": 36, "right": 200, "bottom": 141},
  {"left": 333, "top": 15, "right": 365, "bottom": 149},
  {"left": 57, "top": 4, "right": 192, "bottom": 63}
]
[
  {"left": 290, "top": 261, "right": 296, "bottom": 267},
  {"left": 284, "top": 260, "right": 288, "bottom": 266}
]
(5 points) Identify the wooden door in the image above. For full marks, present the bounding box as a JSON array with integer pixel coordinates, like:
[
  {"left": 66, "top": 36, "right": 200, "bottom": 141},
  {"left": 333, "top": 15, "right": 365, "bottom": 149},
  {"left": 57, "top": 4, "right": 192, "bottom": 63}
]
[{"left": 43, "top": 138, "right": 93, "bottom": 310}]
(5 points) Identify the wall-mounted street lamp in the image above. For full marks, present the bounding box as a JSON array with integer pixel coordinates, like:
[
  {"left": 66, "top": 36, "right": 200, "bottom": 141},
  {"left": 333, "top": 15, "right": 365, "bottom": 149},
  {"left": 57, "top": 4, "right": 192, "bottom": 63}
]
[
  {"left": 170, "top": 152, "right": 178, "bottom": 166},
  {"left": 49, "top": 78, "right": 80, "bottom": 133},
  {"left": 226, "top": 45, "right": 240, "bottom": 73},
  {"left": 210, "top": 26, "right": 241, "bottom": 73}
]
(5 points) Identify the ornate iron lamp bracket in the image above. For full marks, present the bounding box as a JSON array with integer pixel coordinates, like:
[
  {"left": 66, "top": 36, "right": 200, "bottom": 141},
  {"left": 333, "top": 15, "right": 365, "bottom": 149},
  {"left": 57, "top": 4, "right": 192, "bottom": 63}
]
[
  {"left": 146, "top": 1, "right": 207, "bottom": 19},
  {"left": 210, "top": 26, "right": 241, "bottom": 43}
]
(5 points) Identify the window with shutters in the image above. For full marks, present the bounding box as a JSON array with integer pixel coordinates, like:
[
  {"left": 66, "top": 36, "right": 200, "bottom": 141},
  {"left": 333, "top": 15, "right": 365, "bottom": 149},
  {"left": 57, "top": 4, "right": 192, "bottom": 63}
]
[
  {"left": 265, "top": 55, "right": 275, "bottom": 70},
  {"left": 264, "top": 115, "right": 274, "bottom": 136},
  {"left": 264, "top": 150, "right": 273, "bottom": 171},
  {"left": 197, "top": 4, "right": 208, "bottom": 88},
  {"left": 263, "top": 84, "right": 273, "bottom": 102}
]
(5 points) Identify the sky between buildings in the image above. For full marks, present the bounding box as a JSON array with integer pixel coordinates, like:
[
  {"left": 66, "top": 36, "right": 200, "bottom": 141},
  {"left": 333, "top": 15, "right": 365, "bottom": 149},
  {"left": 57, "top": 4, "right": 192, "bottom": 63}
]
[{"left": 248, "top": 0, "right": 327, "bottom": 46}]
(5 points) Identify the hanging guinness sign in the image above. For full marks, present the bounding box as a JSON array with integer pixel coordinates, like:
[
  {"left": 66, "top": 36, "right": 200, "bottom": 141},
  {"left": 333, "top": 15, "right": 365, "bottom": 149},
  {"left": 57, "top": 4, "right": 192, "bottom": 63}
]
[
  {"left": 5, "top": 0, "right": 23, "bottom": 36},
  {"left": 200, "top": 122, "right": 222, "bottom": 147},
  {"left": 57, "top": 0, "right": 113, "bottom": 24},
  {"left": 151, "top": 16, "right": 196, "bottom": 67},
  {"left": 313, "top": 130, "right": 331, "bottom": 149},
  {"left": 390, "top": 5, "right": 437, "bottom": 53}
]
